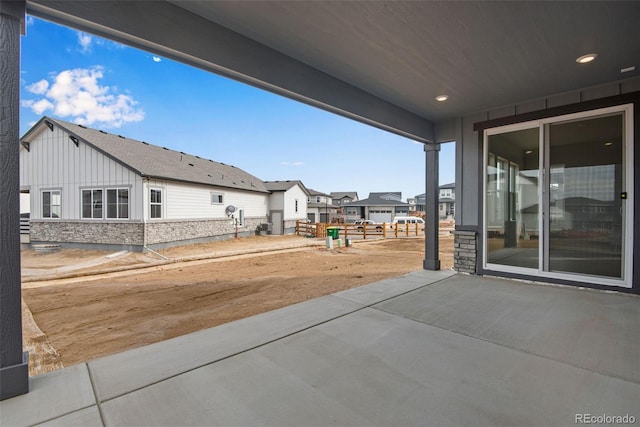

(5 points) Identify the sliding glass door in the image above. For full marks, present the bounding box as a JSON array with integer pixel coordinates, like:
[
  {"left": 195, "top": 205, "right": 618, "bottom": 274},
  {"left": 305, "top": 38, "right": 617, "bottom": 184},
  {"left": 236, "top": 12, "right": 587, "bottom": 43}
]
[
  {"left": 486, "top": 127, "right": 539, "bottom": 269},
  {"left": 484, "top": 105, "right": 632, "bottom": 287}
]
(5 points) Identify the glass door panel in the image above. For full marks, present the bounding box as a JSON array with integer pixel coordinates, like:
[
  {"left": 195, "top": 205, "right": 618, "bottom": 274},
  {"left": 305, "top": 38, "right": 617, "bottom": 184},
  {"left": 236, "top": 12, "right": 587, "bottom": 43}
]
[
  {"left": 486, "top": 128, "right": 539, "bottom": 268},
  {"left": 546, "top": 114, "right": 624, "bottom": 278}
]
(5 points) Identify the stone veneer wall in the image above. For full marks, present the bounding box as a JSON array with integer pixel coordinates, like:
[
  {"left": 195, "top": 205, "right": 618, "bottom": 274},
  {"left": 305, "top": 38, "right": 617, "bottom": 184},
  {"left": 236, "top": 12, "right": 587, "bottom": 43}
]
[
  {"left": 283, "top": 219, "right": 301, "bottom": 234},
  {"left": 30, "top": 221, "right": 144, "bottom": 246},
  {"left": 454, "top": 230, "right": 477, "bottom": 274},
  {"left": 145, "top": 217, "right": 266, "bottom": 245}
]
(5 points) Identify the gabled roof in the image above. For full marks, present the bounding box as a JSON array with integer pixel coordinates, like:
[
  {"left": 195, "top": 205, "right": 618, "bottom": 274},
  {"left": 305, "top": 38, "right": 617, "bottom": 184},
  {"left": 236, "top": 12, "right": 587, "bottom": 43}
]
[
  {"left": 307, "top": 188, "right": 330, "bottom": 197},
  {"left": 22, "top": 117, "right": 269, "bottom": 193},
  {"left": 369, "top": 192, "right": 402, "bottom": 201},
  {"left": 264, "top": 180, "right": 310, "bottom": 196},
  {"left": 345, "top": 192, "right": 409, "bottom": 207},
  {"left": 330, "top": 192, "right": 358, "bottom": 200}
]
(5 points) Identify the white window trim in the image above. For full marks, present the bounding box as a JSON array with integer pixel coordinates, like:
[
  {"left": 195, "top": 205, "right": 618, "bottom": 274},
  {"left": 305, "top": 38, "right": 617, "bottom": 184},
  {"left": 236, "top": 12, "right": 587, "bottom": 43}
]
[
  {"left": 149, "top": 188, "right": 163, "bottom": 219},
  {"left": 210, "top": 192, "right": 224, "bottom": 205},
  {"left": 41, "top": 189, "right": 61, "bottom": 219},
  {"left": 81, "top": 188, "right": 104, "bottom": 220},
  {"left": 106, "top": 187, "right": 130, "bottom": 220}
]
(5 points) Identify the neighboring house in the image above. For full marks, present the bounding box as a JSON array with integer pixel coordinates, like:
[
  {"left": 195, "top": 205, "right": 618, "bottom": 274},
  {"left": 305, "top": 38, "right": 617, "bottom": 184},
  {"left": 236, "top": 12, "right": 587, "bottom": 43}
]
[
  {"left": 19, "top": 117, "right": 273, "bottom": 250},
  {"left": 415, "top": 182, "right": 456, "bottom": 220},
  {"left": 306, "top": 189, "right": 338, "bottom": 223},
  {"left": 330, "top": 191, "right": 358, "bottom": 206},
  {"left": 406, "top": 197, "right": 417, "bottom": 212},
  {"left": 343, "top": 192, "right": 409, "bottom": 223},
  {"left": 263, "top": 180, "right": 310, "bottom": 234}
]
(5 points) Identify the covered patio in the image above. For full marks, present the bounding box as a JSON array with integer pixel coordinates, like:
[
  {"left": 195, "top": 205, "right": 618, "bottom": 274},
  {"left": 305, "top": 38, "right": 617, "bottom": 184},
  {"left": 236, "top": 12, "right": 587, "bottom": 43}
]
[{"left": 1, "top": 0, "right": 639, "bottom": 407}]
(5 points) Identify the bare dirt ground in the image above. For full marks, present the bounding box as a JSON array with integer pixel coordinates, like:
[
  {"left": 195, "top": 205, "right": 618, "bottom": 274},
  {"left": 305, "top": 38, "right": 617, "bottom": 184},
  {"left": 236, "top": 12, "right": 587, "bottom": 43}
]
[{"left": 22, "top": 227, "right": 454, "bottom": 376}]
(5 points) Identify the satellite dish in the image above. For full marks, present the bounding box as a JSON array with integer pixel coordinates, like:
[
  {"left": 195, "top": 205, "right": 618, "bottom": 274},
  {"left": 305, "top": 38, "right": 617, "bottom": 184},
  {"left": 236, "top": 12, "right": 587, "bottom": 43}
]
[{"left": 225, "top": 205, "right": 236, "bottom": 216}]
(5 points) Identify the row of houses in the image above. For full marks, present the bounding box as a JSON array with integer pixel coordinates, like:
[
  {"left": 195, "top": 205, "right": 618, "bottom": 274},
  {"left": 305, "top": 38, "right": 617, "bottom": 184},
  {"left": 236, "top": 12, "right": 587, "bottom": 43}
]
[
  {"left": 20, "top": 117, "right": 453, "bottom": 251},
  {"left": 309, "top": 185, "right": 457, "bottom": 224}
]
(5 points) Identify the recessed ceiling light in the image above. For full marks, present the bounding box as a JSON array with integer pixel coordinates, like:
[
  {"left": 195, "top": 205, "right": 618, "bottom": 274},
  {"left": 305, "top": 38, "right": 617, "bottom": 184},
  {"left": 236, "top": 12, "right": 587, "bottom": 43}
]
[
  {"left": 604, "top": 142, "right": 613, "bottom": 146},
  {"left": 576, "top": 54, "right": 597, "bottom": 64},
  {"left": 621, "top": 66, "right": 636, "bottom": 73},
  {"left": 525, "top": 150, "right": 533, "bottom": 154},
  {"left": 435, "top": 95, "right": 448, "bottom": 102}
]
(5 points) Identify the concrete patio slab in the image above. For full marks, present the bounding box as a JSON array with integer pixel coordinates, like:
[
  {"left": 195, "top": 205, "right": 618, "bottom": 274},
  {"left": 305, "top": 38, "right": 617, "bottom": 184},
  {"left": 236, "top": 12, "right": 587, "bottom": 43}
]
[
  {"left": 36, "top": 406, "right": 102, "bottom": 427},
  {"left": 0, "top": 364, "right": 95, "bottom": 426},
  {"left": 89, "top": 294, "right": 364, "bottom": 402},
  {"left": 2, "top": 272, "right": 638, "bottom": 427},
  {"left": 375, "top": 275, "right": 640, "bottom": 383},
  {"left": 335, "top": 269, "right": 456, "bottom": 306},
  {"left": 100, "top": 307, "right": 639, "bottom": 426}
]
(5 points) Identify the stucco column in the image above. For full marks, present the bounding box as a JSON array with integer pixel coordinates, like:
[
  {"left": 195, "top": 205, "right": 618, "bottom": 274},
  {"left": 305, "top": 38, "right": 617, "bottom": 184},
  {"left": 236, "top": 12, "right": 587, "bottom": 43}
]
[
  {"left": 423, "top": 142, "right": 440, "bottom": 270},
  {"left": 0, "top": 0, "right": 29, "bottom": 400}
]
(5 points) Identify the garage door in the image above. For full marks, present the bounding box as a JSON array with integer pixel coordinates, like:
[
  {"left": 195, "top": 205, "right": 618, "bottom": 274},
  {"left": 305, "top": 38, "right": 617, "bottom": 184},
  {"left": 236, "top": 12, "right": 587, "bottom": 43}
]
[{"left": 369, "top": 210, "right": 392, "bottom": 223}]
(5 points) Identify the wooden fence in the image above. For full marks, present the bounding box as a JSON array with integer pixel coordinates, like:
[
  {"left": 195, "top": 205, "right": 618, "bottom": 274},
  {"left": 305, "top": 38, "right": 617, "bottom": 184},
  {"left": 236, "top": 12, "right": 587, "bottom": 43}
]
[{"left": 295, "top": 221, "right": 423, "bottom": 239}]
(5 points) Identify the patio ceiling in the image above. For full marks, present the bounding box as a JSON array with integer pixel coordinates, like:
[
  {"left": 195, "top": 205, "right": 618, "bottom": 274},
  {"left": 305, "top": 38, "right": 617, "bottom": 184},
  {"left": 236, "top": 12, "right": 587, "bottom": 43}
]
[{"left": 26, "top": 1, "right": 640, "bottom": 142}]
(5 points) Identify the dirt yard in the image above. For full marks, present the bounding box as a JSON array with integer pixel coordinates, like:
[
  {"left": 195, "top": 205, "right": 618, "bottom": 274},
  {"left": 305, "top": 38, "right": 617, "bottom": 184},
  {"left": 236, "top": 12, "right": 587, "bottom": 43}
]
[{"left": 22, "top": 230, "right": 454, "bottom": 375}]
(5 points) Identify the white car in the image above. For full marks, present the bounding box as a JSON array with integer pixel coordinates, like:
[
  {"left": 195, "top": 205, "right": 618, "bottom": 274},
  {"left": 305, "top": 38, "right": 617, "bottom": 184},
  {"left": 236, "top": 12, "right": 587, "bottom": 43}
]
[{"left": 354, "top": 220, "right": 383, "bottom": 231}]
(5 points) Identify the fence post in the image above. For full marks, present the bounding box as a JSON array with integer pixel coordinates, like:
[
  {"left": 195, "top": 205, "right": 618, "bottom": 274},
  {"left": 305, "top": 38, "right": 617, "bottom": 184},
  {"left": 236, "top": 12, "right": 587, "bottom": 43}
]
[{"left": 382, "top": 223, "right": 387, "bottom": 238}]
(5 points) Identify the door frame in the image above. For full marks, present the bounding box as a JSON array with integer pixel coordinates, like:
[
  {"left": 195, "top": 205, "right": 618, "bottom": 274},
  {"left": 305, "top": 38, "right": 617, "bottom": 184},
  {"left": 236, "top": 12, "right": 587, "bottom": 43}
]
[{"left": 482, "top": 104, "right": 634, "bottom": 288}]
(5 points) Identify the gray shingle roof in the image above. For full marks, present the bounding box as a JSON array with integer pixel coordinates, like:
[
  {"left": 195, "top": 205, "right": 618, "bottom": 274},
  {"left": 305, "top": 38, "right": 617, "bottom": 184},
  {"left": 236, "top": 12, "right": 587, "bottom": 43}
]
[
  {"left": 24, "top": 117, "right": 269, "bottom": 193},
  {"left": 264, "top": 180, "right": 310, "bottom": 196},
  {"left": 330, "top": 191, "right": 358, "bottom": 200},
  {"left": 344, "top": 194, "right": 409, "bottom": 207}
]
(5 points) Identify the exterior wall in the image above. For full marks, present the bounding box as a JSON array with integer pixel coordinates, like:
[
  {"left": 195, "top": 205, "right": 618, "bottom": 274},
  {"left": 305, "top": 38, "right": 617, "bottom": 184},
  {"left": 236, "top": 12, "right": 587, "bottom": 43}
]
[
  {"left": 157, "top": 180, "right": 268, "bottom": 220},
  {"left": 30, "top": 220, "right": 144, "bottom": 247},
  {"left": 283, "top": 219, "right": 299, "bottom": 234},
  {"left": 453, "top": 230, "right": 477, "bottom": 274},
  {"left": 268, "top": 192, "right": 284, "bottom": 212},
  {"left": 20, "top": 125, "right": 144, "bottom": 221},
  {"left": 145, "top": 216, "right": 266, "bottom": 247},
  {"left": 141, "top": 179, "right": 269, "bottom": 245},
  {"left": 441, "top": 76, "right": 640, "bottom": 293},
  {"left": 282, "top": 185, "right": 308, "bottom": 220}
]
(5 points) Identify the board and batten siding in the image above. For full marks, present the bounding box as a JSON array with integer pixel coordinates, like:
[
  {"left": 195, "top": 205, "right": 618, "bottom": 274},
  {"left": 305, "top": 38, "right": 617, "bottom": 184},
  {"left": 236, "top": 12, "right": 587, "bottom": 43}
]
[
  {"left": 20, "top": 125, "right": 143, "bottom": 220},
  {"left": 144, "top": 179, "right": 268, "bottom": 220}
]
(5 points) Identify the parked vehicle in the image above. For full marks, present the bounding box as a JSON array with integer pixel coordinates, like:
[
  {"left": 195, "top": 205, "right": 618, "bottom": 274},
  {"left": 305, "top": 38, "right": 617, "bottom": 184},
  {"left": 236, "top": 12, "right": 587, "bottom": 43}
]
[
  {"left": 354, "top": 219, "right": 383, "bottom": 231},
  {"left": 390, "top": 216, "right": 425, "bottom": 229}
]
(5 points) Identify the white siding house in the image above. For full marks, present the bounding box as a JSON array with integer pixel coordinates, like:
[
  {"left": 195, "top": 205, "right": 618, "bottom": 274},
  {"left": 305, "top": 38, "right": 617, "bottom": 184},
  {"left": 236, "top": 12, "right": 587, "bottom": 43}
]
[
  {"left": 264, "top": 181, "right": 310, "bottom": 234},
  {"left": 19, "top": 117, "right": 272, "bottom": 250},
  {"left": 306, "top": 189, "right": 338, "bottom": 223}
]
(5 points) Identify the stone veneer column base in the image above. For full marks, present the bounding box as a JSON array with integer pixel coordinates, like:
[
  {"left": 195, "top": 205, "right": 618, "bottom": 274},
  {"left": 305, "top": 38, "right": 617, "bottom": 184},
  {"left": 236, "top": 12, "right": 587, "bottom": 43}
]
[{"left": 454, "top": 230, "right": 478, "bottom": 274}]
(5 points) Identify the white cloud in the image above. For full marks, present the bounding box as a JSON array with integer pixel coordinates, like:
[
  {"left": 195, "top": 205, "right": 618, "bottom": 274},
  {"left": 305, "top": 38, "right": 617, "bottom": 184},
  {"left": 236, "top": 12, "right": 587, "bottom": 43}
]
[
  {"left": 152, "top": 56, "right": 162, "bottom": 63},
  {"left": 22, "top": 98, "right": 55, "bottom": 115},
  {"left": 281, "top": 161, "right": 304, "bottom": 166},
  {"left": 26, "top": 79, "right": 49, "bottom": 95},
  {"left": 77, "top": 32, "right": 93, "bottom": 53},
  {"left": 22, "top": 66, "right": 144, "bottom": 128}
]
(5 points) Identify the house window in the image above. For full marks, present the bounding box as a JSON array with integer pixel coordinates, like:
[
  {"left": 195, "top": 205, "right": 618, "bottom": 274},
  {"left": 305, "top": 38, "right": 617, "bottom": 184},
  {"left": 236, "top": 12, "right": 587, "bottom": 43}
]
[
  {"left": 211, "top": 193, "right": 224, "bottom": 204},
  {"left": 82, "top": 189, "right": 103, "bottom": 219},
  {"left": 150, "top": 189, "right": 162, "bottom": 219},
  {"left": 295, "top": 199, "right": 299, "bottom": 213},
  {"left": 316, "top": 196, "right": 321, "bottom": 203},
  {"left": 42, "top": 190, "right": 61, "bottom": 218},
  {"left": 107, "top": 188, "right": 129, "bottom": 219},
  {"left": 238, "top": 208, "right": 245, "bottom": 226}
]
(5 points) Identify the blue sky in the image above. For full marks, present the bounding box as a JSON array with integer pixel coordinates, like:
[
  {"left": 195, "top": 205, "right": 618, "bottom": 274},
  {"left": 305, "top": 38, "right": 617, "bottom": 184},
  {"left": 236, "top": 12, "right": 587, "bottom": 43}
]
[{"left": 20, "top": 16, "right": 455, "bottom": 201}]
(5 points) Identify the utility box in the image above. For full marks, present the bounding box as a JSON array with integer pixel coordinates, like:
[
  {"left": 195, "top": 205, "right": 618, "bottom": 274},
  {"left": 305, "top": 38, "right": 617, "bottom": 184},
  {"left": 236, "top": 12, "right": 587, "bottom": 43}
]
[{"left": 327, "top": 227, "right": 339, "bottom": 240}]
